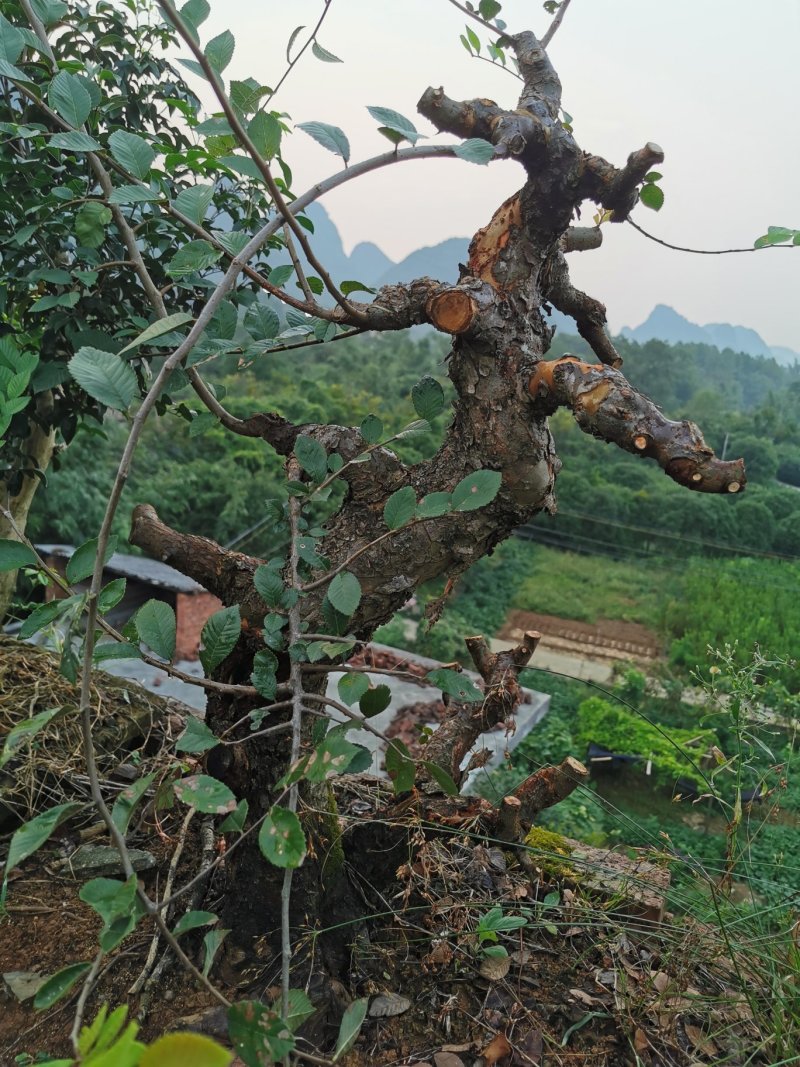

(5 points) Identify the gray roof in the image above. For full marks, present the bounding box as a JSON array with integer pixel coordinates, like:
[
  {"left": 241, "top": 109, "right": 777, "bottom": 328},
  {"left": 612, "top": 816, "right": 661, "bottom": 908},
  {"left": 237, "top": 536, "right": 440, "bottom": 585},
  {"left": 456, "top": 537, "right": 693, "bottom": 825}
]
[{"left": 37, "top": 544, "right": 204, "bottom": 594}]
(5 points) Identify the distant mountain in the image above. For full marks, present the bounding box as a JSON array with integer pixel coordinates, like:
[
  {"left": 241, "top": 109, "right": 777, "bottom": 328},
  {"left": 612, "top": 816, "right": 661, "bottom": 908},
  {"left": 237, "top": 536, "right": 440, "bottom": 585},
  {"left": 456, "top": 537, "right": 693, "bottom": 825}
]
[
  {"left": 280, "top": 210, "right": 796, "bottom": 365},
  {"left": 621, "top": 304, "right": 798, "bottom": 366}
]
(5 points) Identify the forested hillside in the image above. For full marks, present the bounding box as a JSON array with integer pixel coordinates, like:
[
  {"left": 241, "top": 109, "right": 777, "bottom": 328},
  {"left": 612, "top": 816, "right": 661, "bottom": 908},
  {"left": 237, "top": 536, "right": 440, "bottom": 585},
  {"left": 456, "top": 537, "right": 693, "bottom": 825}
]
[{"left": 28, "top": 327, "right": 800, "bottom": 561}]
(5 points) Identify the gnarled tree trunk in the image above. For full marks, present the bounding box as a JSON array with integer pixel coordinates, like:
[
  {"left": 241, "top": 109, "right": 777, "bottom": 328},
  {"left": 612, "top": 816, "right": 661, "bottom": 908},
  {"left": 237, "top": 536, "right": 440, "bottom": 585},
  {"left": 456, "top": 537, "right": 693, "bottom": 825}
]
[{"left": 129, "top": 30, "right": 744, "bottom": 987}]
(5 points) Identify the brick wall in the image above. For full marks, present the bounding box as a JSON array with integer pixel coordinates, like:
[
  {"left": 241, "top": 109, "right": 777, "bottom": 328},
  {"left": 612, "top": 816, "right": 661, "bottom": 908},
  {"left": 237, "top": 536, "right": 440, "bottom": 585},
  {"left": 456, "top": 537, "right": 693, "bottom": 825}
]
[{"left": 175, "top": 591, "right": 223, "bottom": 661}]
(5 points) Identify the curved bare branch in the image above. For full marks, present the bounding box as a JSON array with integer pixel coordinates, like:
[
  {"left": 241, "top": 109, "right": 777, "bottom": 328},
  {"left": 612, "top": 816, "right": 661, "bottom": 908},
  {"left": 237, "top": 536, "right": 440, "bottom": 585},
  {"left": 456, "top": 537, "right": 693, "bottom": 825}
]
[{"left": 529, "top": 357, "right": 746, "bottom": 493}]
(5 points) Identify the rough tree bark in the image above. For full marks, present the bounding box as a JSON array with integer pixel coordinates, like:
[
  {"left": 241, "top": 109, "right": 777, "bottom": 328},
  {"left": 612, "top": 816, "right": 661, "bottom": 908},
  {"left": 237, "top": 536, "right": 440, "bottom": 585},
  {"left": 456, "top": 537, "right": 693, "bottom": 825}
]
[
  {"left": 129, "top": 29, "right": 744, "bottom": 986},
  {"left": 0, "top": 392, "right": 57, "bottom": 621}
]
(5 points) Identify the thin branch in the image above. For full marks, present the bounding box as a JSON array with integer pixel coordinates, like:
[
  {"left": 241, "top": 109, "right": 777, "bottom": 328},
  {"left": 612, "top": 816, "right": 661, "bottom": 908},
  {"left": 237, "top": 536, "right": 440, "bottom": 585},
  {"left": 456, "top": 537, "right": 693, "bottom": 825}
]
[
  {"left": 627, "top": 217, "right": 791, "bottom": 255},
  {"left": 299, "top": 516, "right": 434, "bottom": 592},
  {"left": 268, "top": 0, "right": 335, "bottom": 103},
  {"left": 70, "top": 950, "right": 103, "bottom": 1054},
  {"left": 161, "top": 0, "right": 368, "bottom": 325},
  {"left": 446, "top": 0, "right": 508, "bottom": 38},
  {"left": 281, "top": 473, "right": 305, "bottom": 1024},
  {"left": 540, "top": 0, "right": 574, "bottom": 49},
  {"left": 283, "top": 224, "right": 315, "bottom": 304}
]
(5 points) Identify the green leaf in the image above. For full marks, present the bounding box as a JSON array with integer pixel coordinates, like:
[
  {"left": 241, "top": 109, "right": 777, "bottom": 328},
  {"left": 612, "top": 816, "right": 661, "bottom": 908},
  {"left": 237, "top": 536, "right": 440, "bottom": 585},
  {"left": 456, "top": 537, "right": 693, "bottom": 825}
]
[
  {"left": 644, "top": 170, "right": 662, "bottom": 182},
  {"left": 327, "top": 572, "right": 361, "bottom": 617},
  {"left": 220, "top": 798, "right": 248, "bottom": 833},
  {"left": 33, "top": 963, "right": 91, "bottom": 1010},
  {"left": 75, "top": 202, "right": 112, "bottom": 248},
  {"left": 108, "top": 184, "right": 161, "bottom": 206},
  {"left": 303, "top": 733, "right": 364, "bottom": 782},
  {"left": 179, "top": 0, "right": 211, "bottom": 36},
  {"left": 286, "top": 989, "right": 316, "bottom": 1032},
  {"left": 202, "top": 927, "right": 229, "bottom": 978},
  {"left": 294, "top": 434, "right": 327, "bottom": 482},
  {"left": 416, "top": 492, "right": 452, "bottom": 519},
  {"left": 421, "top": 761, "right": 460, "bottom": 796},
  {"left": 426, "top": 667, "right": 484, "bottom": 702},
  {"left": 296, "top": 121, "right": 350, "bottom": 164},
  {"left": 111, "top": 772, "right": 155, "bottom": 835},
  {"left": 359, "top": 684, "right": 391, "bottom": 718},
  {"left": 1, "top": 707, "right": 60, "bottom": 769},
  {"left": 200, "top": 605, "right": 241, "bottom": 673},
  {"left": 639, "top": 183, "right": 664, "bottom": 211},
  {"left": 176, "top": 717, "right": 219, "bottom": 754},
  {"left": 135, "top": 599, "right": 177, "bottom": 660},
  {"left": 333, "top": 998, "right": 369, "bottom": 1061},
  {"left": 383, "top": 486, "right": 416, "bottom": 530},
  {"left": 268, "top": 263, "right": 294, "bottom": 288},
  {"left": 68, "top": 347, "right": 138, "bottom": 411},
  {"left": 98, "top": 578, "right": 127, "bottom": 614},
  {"left": 65, "top": 534, "right": 117, "bottom": 584},
  {"left": 29, "top": 291, "right": 79, "bottom": 313},
  {"left": 48, "top": 71, "right": 91, "bottom": 127},
  {"left": 172, "top": 910, "right": 218, "bottom": 937},
  {"left": 174, "top": 774, "right": 237, "bottom": 815},
  {"left": 311, "top": 40, "right": 343, "bottom": 62},
  {"left": 167, "top": 239, "right": 223, "bottom": 278},
  {"left": 245, "top": 302, "right": 280, "bottom": 339},
  {"left": 453, "top": 137, "right": 495, "bottom": 165},
  {"left": 254, "top": 565, "right": 285, "bottom": 607},
  {"left": 478, "top": 0, "right": 502, "bottom": 18},
  {"left": 118, "top": 313, "right": 194, "bottom": 356},
  {"left": 49, "top": 131, "right": 100, "bottom": 151},
  {"left": 338, "top": 672, "right": 370, "bottom": 706},
  {"left": 340, "top": 279, "right": 376, "bottom": 296},
  {"left": 140, "top": 1032, "right": 232, "bottom": 1067},
  {"left": 0, "top": 538, "right": 36, "bottom": 571},
  {"left": 385, "top": 739, "right": 415, "bottom": 793},
  {"left": 359, "top": 413, "right": 382, "bottom": 444},
  {"left": 412, "top": 376, "right": 445, "bottom": 421},
  {"left": 18, "top": 596, "right": 78, "bottom": 640},
  {"left": 5, "top": 802, "right": 82, "bottom": 875},
  {"left": 366, "top": 105, "right": 424, "bottom": 144},
  {"left": 258, "top": 806, "right": 307, "bottom": 868},
  {"left": 228, "top": 1001, "right": 295, "bottom": 1063},
  {"left": 108, "top": 130, "right": 155, "bottom": 180},
  {"left": 251, "top": 648, "right": 278, "bottom": 700},
  {"left": 248, "top": 110, "right": 281, "bottom": 160},
  {"left": 465, "top": 25, "right": 481, "bottom": 52},
  {"left": 451, "top": 469, "right": 501, "bottom": 512},
  {"left": 205, "top": 30, "right": 235, "bottom": 74},
  {"left": 173, "top": 184, "right": 214, "bottom": 225}
]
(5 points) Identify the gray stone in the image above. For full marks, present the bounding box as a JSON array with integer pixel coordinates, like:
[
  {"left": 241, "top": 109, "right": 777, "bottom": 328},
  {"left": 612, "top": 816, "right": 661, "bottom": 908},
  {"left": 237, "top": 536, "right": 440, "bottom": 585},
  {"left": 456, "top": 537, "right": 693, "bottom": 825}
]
[
  {"left": 68, "top": 844, "right": 156, "bottom": 877},
  {"left": 3, "top": 970, "right": 45, "bottom": 1002}
]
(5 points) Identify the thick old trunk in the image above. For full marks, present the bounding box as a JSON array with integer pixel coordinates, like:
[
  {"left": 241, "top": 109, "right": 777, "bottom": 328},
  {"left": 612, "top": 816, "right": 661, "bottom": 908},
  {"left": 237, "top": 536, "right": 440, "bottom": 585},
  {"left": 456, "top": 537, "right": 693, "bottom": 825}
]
[
  {"left": 0, "top": 393, "right": 57, "bottom": 622},
  {"left": 127, "top": 26, "right": 745, "bottom": 992}
]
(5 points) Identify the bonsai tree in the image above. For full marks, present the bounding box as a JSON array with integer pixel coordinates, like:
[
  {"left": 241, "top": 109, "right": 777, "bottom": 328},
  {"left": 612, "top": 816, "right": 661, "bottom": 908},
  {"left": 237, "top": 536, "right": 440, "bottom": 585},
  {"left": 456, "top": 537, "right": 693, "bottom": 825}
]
[{"left": 0, "top": 0, "right": 749, "bottom": 1059}]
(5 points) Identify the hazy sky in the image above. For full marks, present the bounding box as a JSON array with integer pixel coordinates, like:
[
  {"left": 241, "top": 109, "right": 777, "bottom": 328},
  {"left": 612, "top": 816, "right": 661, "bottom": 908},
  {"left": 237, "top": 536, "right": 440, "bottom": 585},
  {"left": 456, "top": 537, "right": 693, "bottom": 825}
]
[{"left": 189, "top": 0, "right": 799, "bottom": 349}]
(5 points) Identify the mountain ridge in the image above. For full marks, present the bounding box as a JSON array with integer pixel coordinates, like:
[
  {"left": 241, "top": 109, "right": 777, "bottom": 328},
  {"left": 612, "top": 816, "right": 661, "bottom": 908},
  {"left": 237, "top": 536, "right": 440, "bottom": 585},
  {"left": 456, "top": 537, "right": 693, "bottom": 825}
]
[{"left": 286, "top": 206, "right": 798, "bottom": 365}]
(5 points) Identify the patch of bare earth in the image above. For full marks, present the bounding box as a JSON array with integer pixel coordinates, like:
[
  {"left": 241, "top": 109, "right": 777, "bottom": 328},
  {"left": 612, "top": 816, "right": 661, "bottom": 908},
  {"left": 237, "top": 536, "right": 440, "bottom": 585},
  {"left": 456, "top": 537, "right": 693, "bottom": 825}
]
[{"left": 500, "top": 611, "right": 662, "bottom": 664}]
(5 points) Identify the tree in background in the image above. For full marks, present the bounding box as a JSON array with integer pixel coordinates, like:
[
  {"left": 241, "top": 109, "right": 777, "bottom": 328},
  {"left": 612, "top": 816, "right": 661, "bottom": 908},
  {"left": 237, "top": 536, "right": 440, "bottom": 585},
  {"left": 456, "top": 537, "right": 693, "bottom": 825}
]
[{"left": 0, "top": 0, "right": 757, "bottom": 1059}]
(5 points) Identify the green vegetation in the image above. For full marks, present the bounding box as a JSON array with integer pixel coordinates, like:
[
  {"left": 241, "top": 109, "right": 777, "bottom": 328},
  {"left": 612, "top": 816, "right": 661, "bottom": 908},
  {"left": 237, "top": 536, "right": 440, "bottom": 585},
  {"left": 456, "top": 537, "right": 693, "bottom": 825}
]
[{"left": 574, "top": 696, "right": 718, "bottom": 790}]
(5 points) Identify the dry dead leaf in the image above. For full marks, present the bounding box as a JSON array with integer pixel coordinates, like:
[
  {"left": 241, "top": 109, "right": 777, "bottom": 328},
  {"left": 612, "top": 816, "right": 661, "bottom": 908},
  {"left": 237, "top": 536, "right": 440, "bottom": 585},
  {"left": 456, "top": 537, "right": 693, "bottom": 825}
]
[
  {"left": 369, "top": 992, "right": 411, "bottom": 1017},
  {"left": 481, "top": 1032, "right": 513, "bottom": 1065},
  {"left": 634, "top": 1028, "right": 650, "bottom": 1053},
  {"left": 511, "top": 1029, "right": 543, "bottom": 1064},
  {"left": 651, "top": 970, "right": 670, "bottom": 993},
  {"left": 569, "top": 988, "right": 605, "bottom": 1008},
  {"left": 480, "top": 953, "right": 511, "bottom": 981},
  {"left": 434, "top": 1052, "right": 466, "bottom": 1067},
  {"left": 684, "top": 1023, "right": 719, "bottom": 1056}
]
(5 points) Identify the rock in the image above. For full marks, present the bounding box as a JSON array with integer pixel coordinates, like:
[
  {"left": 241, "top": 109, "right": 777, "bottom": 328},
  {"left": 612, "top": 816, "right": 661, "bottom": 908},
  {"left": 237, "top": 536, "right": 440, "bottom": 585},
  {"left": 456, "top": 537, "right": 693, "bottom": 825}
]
[
  {"left": 3, "top": 970, "right": 46, "bottom": 1002},
  {"left": 434, "top": 1054, "right": 466, "bottom": 1067},
  {"left": 67, "top": 844, "right": 156, "bottom": 877}
]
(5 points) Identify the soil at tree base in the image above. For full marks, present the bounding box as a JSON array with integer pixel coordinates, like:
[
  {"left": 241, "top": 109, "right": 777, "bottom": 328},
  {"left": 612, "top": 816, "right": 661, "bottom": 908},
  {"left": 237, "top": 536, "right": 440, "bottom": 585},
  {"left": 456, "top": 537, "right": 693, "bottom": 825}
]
[{"left": 0, "top": 804, "right": 762, "bottom": 1067}]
